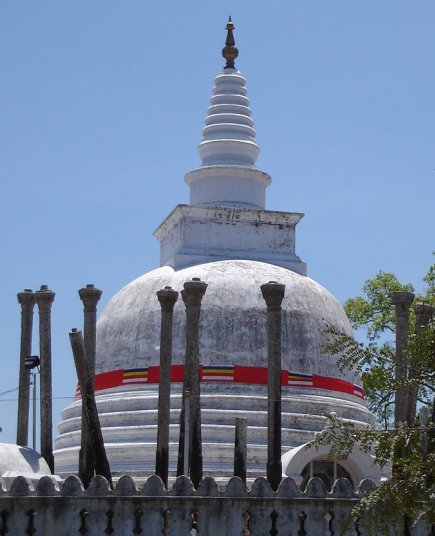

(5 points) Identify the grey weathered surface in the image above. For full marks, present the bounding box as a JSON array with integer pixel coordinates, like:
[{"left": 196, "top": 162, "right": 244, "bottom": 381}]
[
  {"left": 156, "top": 286, "right": 179, "bottom": 488},
  {"left": 155, "top": 204, "right": 307, "bottom": 274},
  {"left": 406, "top": 302, "right": 435, "bottom": 424},
  {"left": 94, "top": 261, "right": 359, "bottom": 382},
  {"left": 177, "top": 279, "right": 207, "bottom": 488},
  {"left": 69, "top": 329, "right": 113, "bottom": 489},
  {"left": 390, "top": 291, "right": 414, "bottom": 425},
  {"left": 35, "top": 285, "right": 55, "bottom": 473},
  {"left": 414, "top": 303, "right": 435, "bottom": 335},
  {"left": 234, "top": 417, "right": 247, "bottom": 484},
  {"left": 16, "top": 289, "right": 35, "bottom": 447},
  {"left": 261, "top": 281, "right": 285, "bottom": 491},
  {"left": 78, "top": 284, "right": 102, "bottom": 488},
  {"left": 0, "top": 475, "right": 430, "bottom": 535}
]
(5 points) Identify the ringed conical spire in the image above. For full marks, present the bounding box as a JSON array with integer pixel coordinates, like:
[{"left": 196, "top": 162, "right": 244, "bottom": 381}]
[
  {"left": 222, "top": 16, "right": 239, "bottom": 69},
  {"left": 184, "top": 18, "right": 271, "bottom": 209}
]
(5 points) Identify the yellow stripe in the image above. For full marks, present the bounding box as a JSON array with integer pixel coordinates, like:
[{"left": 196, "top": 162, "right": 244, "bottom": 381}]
[
  {"left": 124, "top": 371, "right": 148, "bottom": 378},
  {"left": 203, "top": 368, "right": 234, "bottom": 376}
]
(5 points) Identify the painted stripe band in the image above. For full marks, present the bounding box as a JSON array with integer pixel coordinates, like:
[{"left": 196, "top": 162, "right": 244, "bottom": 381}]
[{"left": 76, "top": 364, "right": 364, "bottom": 400}]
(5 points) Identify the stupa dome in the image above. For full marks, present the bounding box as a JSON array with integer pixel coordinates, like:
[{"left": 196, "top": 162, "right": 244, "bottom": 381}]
[
  {"left": 0, "top": 444, "right": 53, "bottom": 486},
  {"left": 54, "top": 260, "right": 373, "bottom": 477},
  {"left": 97, "top": 260, "right": 357, "bottom": 385}
]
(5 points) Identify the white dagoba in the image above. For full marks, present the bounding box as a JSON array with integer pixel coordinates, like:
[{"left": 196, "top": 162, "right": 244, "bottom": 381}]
[
  {"left": 0, "top": 444, "right": 55, "bottom": 487},
  {"left": 54, "top": 19, "right": 375, "bottom": 483}
]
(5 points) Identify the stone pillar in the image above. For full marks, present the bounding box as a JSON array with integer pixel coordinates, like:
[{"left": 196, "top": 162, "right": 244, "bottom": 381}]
[
  {"left": 414, "top": 302, "right": 434, "bottom": 335},
  {"left": 35, "top": 285, "right": 55, "bottom": 473},
  {"left": 69, "top": 328, "right": 113, "bottom": 489},
  {"left": 391, "top": 291, "right": 414, "bottom": 425},
  {"left": 406, "top": 303, "right": 434, "bottom": 425},
  {"left": 261, "top": 281, "right": 285, "bottom": 491},
  {"left": 155, "top": 286, "right": 179, "bottom": 488},
  {"left": 420, "top": 406, "right": 429, "bottom": 456},
  {"left": 16, "top": 289, "right": 35, "bottom": 447},
  {"left": 234, "top": 417, "right": 247, "bottom": 484},
  {"left": 177, "top": 278, "right": 207, "bottom": 488},
  {"left": 78, "top": 284, "right": 102, "bottom": 488}
]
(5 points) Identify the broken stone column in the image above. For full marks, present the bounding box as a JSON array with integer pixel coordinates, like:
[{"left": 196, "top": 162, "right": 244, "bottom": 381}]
[
  {"left": 78, "top": 284, "right": 102, "bottom": 488},
  {"left": 420, "top": 406, "right": 429, "bottom": 456},
  {"left": 414, "top": 303, "right": 434, "bottom": 334},
  {"left": 391, "top": 291, "right": 414, "bottom": 425},
  {"left": 406, "top": 303, "right": 434, "bottom": 425},
  {"left": 261, "top": 280, "right": 285, "bottom": 491},
  {"left": 16, "top": 289, "right": 36, "bottom": 447},
  {"left": 69, "top": 328, "right": 113, "bottom": 489},
  {"left": 234, "top": 417, "right": 247, "bottom": 484},
  {"left": 155, "top": 285, "right": 179, "bottom": 488},
  {"left": 35, "top": 285, "right": 55, "bottom": 473},
  {"left": 177, "top": 278, "right": 207, "bottom": 488}
]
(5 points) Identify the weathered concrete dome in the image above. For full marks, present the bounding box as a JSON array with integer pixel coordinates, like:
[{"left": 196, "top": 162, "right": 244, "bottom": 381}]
[
  {"left": 97, "top": 260, "right": 355, "bottom": 382},
  {"left": 0, "top": 444, "right": 53, "bottom": 487},
  {"left": 54, "top": 260, "right": 373, "bottom": 478}
]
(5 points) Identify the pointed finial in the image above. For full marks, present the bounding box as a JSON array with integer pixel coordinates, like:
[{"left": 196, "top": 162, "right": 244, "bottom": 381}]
[{"left": 222, "top": 16, "right": 239, "bottom": 69}]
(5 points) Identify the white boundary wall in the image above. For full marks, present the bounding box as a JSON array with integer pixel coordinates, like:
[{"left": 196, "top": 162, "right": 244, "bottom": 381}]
[{"left": 0, "top": 475, "right": 431, "bottom": 535}]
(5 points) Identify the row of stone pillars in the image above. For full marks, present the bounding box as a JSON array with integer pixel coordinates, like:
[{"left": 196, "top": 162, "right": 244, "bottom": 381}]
[
  {"left": 391, "top": 291, "right": 434, "bottom": 427},
  {"left": 17, "top": 286, "right": 55, "bottom": 472},
  {"left": 155, "top": 278, "right": 286, "bottom": 491},
  {"left": 17, "top": 277, "right": 286, "bottom": 490},
  {"left": 16, "top": 284, "right": 103, "bottom": 478},
  {"left": 390, "top": 292, "right": 434, "bottom": 536},
  {"left": 66, "top": 277, "right": 285, "bottom": 490},
  {"left": 17, "top": 280, "right": 433, "bottom": 491}
]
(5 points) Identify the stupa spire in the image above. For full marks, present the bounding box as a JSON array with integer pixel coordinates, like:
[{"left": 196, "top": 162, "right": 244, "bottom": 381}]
[
  {"left": 222, "top": 16, "right": 239, "bottom": 69},
  {"left": 184, "top": 19, "right": 271, "bottom": 209}
]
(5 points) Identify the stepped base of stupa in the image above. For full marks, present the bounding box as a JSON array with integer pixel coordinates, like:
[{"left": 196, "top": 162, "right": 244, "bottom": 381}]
[{"left": 54, "top": 386, "right": 374, "bottom": 478}]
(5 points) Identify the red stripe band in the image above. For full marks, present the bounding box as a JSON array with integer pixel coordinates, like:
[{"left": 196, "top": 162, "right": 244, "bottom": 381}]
[{"left": 76, "top": 365, "right": 364, "bottom": 400}]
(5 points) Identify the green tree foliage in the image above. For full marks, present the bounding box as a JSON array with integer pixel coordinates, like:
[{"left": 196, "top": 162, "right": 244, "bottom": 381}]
[
  {"left": 318, "top": 259, "right": 435, "bottom": 533},
  {"left": 344, "top": 271, "right": 414, "bottom": 340},
  {"left": 340, "top": 262, "right": 434, "bottom": 426},
  {"left": 423, "top": 260, "right": 435, "bottom": 302},
  {"left": 313, "top": 410, "right": 435, "bottom": 533}
]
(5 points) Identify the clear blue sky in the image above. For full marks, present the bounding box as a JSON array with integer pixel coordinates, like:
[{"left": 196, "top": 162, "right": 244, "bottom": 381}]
[{"left": 1, "top": 1, "right": 434, "bottom": 445}]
